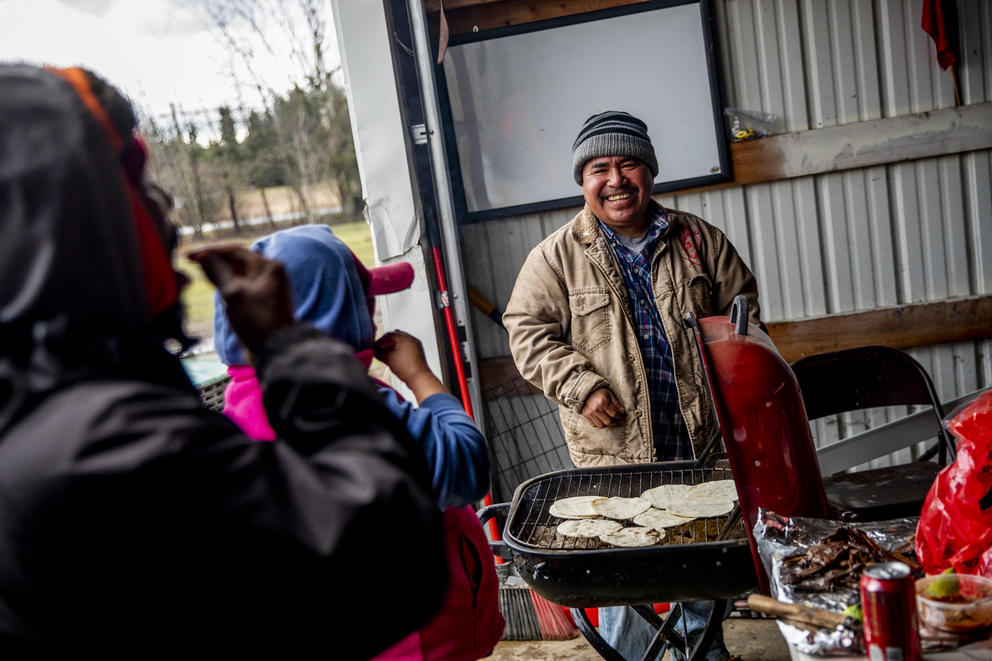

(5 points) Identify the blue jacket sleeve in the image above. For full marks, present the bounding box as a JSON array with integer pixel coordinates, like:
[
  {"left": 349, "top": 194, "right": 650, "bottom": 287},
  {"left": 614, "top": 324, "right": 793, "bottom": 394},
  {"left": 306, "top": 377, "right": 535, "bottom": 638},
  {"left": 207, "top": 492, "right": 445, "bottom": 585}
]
[{"left": 379, "top": 388, "right": 490, "bottom": 509}]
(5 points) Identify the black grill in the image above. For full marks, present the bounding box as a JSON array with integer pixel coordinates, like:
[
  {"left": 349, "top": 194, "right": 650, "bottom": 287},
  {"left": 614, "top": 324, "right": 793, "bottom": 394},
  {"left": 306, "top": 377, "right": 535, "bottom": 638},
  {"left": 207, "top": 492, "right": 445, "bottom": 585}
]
[{"left": 480, "top": 462, "right": 758, "bottom": 607}]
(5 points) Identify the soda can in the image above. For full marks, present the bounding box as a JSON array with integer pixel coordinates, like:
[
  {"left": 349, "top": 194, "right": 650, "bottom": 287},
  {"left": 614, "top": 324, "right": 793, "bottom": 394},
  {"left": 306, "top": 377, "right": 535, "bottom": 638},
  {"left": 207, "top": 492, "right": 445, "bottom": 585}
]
[{"left": 860, "top": 561, "right": 920, "bottom": 661}]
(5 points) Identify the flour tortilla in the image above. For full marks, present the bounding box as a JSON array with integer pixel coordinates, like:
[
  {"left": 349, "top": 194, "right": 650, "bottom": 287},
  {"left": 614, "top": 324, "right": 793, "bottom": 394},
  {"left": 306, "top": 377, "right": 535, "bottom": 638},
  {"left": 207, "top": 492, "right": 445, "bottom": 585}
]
[
  {"left": 686, "top": 479, "right": 739, "bottom": 502},
  {"left": 666, "top": 497, "right": 735, "bottom": 518},
  {"left": 641, "top": 484, "right": 693, "bottom": 510},
  {"left": 556, "top": 518, "right": 623, "bottom": 538},
  {"left": 599, "top": 526, "right": 662, "bottom": 547},
  {"left": 591, "top": 497, "right": 651, "bottom": 520},
  {"left": 633, "top": 508, "right": 696, "bottom": 530},
  {"left": 549, "top": 496, "right": 604, "bottom": 519}
]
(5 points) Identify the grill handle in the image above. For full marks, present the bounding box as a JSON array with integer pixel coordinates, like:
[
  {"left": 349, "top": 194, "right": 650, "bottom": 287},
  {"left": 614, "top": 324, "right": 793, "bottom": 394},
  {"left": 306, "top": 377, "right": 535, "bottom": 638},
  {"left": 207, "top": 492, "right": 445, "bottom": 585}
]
[
  {"left": 683, "top": 311, "right": 728, "bottom": 470},
  {"left": 476, "top": 502, "right": 512, "bottom": 560},
  {"left": 729, "top": 294, "right": 749, "bottom": 336}
]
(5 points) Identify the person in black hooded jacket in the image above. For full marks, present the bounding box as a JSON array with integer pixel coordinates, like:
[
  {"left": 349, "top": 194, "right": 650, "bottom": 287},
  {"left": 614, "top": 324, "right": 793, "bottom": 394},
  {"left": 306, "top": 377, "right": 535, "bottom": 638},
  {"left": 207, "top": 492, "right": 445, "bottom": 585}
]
[{"left": 0, "top": 64, "right": 448, "bottom": 658}]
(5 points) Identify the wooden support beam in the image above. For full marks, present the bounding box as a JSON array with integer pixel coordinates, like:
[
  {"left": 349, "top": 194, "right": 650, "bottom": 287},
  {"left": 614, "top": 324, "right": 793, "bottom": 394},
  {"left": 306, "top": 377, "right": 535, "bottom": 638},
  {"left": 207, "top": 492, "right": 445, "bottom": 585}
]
[
  {"left": 428, "top": 0, "right": 652, "bottom": 37},
  {"left": 479, "top": 294, "right": 992, "bottom": 398},
  {"left": 766, "top": 294, "right": 992, "bottom": 363},
  {"left": 736, "top": 102, "right": 992, "bottom": 182},
  {"left": 425, "top": 0, "right": 505, "bottom": 10},
  {"left": 683, "top": 102, "right": 992, "bottom": 194}
]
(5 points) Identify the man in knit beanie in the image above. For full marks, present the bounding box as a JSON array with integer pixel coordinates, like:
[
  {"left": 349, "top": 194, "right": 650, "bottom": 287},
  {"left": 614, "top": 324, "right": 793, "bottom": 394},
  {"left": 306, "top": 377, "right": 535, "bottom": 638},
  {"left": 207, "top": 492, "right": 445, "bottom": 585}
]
[
  {"left": 567, "top": 111, "right": 661, "bottom": 243},
  {"left": 505, "top": 110, "right": 762, "bottom": 661}
]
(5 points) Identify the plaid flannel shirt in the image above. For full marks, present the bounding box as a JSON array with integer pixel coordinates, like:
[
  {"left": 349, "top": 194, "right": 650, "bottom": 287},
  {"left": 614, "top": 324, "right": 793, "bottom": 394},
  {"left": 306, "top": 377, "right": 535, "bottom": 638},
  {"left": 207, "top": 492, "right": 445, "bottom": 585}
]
[{"left": 598, "top": 205, "right": 691, "bottom": 461}]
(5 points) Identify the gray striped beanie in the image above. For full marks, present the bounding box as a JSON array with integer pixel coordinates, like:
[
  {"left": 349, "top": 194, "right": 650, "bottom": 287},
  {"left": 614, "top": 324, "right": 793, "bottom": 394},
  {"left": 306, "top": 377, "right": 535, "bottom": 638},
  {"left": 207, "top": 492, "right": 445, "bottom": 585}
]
[{"left": 571, "top": 111, "right": 659, "bottom": 184}]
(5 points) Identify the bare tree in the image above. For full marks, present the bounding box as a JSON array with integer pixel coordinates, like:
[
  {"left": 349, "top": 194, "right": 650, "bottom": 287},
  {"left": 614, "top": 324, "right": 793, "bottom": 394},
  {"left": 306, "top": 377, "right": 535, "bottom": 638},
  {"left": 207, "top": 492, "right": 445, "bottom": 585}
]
[
  {"left": 214, "top": 106, "right": 244, "bottom": 234},
  {"left": 142, "top": 105, "right": 219, "bottom": 240},
  {"left": 184, "top": 0, "right": 361, "bottom": 222}
]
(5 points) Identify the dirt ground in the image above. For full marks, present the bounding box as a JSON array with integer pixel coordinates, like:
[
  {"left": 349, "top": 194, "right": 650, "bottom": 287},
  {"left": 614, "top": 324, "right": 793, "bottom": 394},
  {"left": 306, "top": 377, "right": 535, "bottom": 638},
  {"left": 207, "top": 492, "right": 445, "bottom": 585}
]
[{"left": 489, "top": 617, "right": 792, "bottom": 660}]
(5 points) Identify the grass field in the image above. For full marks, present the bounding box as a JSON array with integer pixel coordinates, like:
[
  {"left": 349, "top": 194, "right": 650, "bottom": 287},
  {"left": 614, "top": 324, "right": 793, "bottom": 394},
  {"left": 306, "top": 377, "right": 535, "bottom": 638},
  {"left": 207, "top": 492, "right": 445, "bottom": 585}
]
[{"left": 177, "top": 219, "right": 375, "bottom": 340}]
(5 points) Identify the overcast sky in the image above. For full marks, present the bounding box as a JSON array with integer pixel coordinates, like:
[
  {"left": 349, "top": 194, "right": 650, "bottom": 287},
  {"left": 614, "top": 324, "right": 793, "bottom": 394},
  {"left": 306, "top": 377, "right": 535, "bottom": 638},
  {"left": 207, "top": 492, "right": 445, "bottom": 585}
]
[{"left": 0, "top": 0, "right": 339, "bottom": 127}]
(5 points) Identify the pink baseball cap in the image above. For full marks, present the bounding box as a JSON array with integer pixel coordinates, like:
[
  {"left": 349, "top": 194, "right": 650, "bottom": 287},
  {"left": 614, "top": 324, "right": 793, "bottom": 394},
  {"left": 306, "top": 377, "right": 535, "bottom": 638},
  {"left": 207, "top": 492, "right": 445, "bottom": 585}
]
[
  {"left": 368, "top": 260, "right": 415, "bottom": 295},
  {"left": 352, "top": 257, "right": 414, "bottom": 296}
]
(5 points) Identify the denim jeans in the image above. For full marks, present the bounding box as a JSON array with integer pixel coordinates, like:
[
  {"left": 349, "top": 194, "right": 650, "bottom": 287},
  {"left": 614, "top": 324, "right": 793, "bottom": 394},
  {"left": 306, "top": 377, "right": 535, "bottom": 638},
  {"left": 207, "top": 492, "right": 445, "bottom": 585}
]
[{"left": 598, "top": 601, "right": 731, "bottom": 661}]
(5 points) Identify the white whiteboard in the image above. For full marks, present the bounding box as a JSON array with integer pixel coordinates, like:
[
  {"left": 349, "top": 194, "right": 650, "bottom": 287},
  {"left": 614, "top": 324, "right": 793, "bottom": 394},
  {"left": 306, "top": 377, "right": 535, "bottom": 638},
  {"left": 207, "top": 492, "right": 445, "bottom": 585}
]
[{"left": 440, "top": 1, "right": 728, "bottom": 220}]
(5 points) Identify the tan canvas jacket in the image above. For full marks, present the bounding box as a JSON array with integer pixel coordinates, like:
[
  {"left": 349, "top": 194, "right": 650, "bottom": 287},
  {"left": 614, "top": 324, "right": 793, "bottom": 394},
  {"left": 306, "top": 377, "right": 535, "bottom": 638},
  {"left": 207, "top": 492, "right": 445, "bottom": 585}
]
[{"left": 503, "top": 204, "right": 763, "bottom": 467}]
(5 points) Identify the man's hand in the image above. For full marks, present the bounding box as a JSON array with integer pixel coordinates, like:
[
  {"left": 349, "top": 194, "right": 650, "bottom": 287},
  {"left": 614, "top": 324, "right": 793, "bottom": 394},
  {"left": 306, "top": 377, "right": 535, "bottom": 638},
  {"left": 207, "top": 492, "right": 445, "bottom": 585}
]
[
  {"left": 374, "top": 330, "right": 445, "bottom": 403},
  {"left": 581, "top": 388, "right": 626, "bottom": 428},
  {"left": 188, "top": 245, "right": 294, "bottom": 359}
]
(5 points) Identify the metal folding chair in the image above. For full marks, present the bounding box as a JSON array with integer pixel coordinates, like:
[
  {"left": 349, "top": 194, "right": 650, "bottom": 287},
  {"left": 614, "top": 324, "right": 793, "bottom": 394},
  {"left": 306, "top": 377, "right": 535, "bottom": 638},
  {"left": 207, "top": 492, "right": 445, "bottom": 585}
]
[{"left": 790, "top": 345, "right": 955, "bottom": 521}]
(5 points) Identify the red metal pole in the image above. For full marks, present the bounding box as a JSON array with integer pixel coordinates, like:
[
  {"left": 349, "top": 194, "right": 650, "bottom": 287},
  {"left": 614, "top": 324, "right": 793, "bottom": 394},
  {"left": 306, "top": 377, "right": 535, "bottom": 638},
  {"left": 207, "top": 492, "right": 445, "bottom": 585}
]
[
  {"left": 430, "top": 246, "right": 500, "bottom": 548},
  {"left": 430, "top": 246, "right": 474, "bottom": 420}
]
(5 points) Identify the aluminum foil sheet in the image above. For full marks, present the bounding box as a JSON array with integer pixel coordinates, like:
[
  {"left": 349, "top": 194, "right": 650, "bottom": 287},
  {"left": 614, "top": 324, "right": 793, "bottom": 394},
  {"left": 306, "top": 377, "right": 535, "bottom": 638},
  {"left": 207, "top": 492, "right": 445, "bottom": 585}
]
[{"left": 753, "top": 509, "right": 919, "bottom": 656}]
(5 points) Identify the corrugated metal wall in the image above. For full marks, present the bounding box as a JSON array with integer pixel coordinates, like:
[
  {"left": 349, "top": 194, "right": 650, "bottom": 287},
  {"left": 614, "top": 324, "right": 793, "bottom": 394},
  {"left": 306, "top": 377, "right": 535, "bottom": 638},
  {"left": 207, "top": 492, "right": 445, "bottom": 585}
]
[{"left": 461, "top": 0, "right": 992, "bottom": 497}]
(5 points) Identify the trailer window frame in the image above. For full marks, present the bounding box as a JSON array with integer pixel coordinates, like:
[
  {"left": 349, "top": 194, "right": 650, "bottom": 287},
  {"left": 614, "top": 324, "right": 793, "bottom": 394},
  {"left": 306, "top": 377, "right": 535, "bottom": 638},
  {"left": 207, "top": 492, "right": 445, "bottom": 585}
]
[{"left": 436, "top": 0, "right": 731, "bottom": 223}]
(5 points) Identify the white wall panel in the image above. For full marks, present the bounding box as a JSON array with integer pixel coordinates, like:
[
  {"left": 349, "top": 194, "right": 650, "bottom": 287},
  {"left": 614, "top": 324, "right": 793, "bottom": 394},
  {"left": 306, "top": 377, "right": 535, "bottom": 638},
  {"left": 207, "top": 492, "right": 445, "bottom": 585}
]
[
  {"left": 764, "top": 180, "right": 814, "bottom": 318},
  {"left": 801, "top": 0, "right": 838, "bottom": 128},
  {"left": 963, "top": 151, "right": 992, "bottom": 293},
  {"left": 792, "top": 178, "right": 830, "bottom": 316},
  {"left": 841, "top": 171, "right": 878, "bottom": 309},
  {"left": 939, "top": 156, "right": 971, "bottom": 297},
  {"left": 864, "top": 166, "right": 898, "bottom": 307},
  {"left": 747, "top": 183, "right": 786, "bottom": 321}
]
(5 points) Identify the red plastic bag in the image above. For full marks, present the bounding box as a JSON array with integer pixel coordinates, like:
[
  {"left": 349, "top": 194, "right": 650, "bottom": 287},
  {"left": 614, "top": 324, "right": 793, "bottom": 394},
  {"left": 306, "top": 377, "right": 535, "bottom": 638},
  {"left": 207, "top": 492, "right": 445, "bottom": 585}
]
[{"left": 916, "top": 390, "right": 992, "bottom": 575}]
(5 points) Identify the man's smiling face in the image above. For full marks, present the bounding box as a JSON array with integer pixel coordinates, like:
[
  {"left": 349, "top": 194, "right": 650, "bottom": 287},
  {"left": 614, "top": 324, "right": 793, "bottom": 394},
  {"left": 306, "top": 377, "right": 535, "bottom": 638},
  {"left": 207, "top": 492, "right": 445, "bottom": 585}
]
[{"left": 581, "top": 155, "right": 654, "bottom": 237}]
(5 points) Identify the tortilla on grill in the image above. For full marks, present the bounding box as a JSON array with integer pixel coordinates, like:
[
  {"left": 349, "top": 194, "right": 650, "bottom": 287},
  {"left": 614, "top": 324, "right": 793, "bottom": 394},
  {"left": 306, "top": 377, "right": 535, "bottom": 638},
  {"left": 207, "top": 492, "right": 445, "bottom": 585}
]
[
  {"left": 591, "top": 497, "right": 651, "bottom": 520},
  {"left": 686, "top": 479, "right": 739, "bottom": 502},
  {"left": 633, "top": 508, "right": 695, "bottom": 530},
  {"left": 557, "top": 518, "right": 623, "bottom": 538},
  {"left": 549, "top": 495, "right": 604, "bottom": 519},
  {"left": 666, "top": 497, "right": 734, "bottom": 518},
  {"left": 641, "top": 484, "right": 693, "bottom": 510},
  {"left": 599, "top": 526, "right": 662, "bottom": 547}
]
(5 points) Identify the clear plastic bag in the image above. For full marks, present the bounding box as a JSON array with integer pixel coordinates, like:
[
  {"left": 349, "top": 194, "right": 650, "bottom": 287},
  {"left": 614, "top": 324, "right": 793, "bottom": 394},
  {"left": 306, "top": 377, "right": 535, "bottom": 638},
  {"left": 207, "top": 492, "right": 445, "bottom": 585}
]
[{"left": 724, "top": 107, "right": 776, "bottom": 142}]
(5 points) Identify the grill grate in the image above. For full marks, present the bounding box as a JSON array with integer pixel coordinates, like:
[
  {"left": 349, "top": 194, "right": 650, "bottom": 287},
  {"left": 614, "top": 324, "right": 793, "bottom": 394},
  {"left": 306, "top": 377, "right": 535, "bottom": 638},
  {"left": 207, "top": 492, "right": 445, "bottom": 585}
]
[{"left": 507, "top": 466, "right": 743, "bottom": 551}]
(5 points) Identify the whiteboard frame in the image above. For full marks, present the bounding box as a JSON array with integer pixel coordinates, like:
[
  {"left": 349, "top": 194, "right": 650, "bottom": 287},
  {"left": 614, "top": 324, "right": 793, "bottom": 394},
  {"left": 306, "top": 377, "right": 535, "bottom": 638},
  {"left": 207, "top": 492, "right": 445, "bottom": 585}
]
[{"left": 437, "top": 0, "right": 731, "bottom": 223}]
